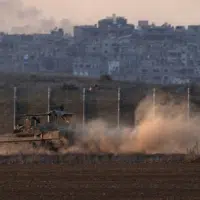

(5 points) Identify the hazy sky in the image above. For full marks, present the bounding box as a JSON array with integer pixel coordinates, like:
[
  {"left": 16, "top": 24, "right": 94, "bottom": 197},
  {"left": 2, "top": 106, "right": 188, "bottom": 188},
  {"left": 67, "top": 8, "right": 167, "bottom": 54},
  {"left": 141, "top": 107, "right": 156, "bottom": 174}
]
[
  {"left": 23, "top": 0, "right": 200, "bottom": 25},
  {"left": 1, "top": 0, "right": 200, "bottom": 33}
]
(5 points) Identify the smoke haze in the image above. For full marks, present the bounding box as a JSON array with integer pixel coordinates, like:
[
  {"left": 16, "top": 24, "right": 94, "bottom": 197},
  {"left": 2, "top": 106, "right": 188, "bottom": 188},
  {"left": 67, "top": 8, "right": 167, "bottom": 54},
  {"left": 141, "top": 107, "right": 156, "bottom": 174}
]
[
  {"left": 0, "top": 0, "right": 73, "bottom": 34},
  {"left": 1, "top": 0, "right": 200, "bottom": 34}
]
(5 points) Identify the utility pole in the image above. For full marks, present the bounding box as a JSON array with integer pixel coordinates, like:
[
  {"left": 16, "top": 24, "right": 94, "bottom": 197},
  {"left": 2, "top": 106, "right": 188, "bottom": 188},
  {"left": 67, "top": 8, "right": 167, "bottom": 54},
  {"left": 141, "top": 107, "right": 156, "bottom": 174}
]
[
  {"left": 13, "top": 87, "right": 17, "bottom": 130},
  {"left": 82, "top": 88, "right": 86, "bottom": 130},
  {"left": 117, "top": 87, "right": 121, "bottom": 129},
  {"left": 153, "top": 88, "right": 156, "bottom": 118},
  {"left": 47, "top": 87, "right": 51, "bottom": 122}
]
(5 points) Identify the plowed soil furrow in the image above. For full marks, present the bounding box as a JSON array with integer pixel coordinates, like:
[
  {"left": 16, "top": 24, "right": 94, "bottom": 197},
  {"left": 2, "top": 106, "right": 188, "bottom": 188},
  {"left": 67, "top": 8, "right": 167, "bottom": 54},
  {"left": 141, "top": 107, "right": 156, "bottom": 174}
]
[{"left": 0, "top": 163, "right": 200, "bottom": 199}]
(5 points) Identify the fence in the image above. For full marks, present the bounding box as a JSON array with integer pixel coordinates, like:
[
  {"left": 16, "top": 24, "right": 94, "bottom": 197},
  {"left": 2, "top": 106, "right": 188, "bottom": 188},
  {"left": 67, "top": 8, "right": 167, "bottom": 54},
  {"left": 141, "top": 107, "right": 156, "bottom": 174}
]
[
  {"left": 10, "top": 86, "right": 136, "bottom": 134},
  {"left": 0, "top": 86, "right": 192, "bottom": 134}
]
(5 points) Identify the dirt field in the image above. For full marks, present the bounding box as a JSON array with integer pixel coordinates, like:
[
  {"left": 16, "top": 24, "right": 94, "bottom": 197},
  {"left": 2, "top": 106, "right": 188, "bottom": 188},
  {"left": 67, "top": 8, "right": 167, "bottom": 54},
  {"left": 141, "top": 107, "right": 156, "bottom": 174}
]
[
  {"left": 1, "top": 73, "right": 200, "bottom": 199},
  {"left": 0, "top": 162, "right": 200, "bottom": 200}
]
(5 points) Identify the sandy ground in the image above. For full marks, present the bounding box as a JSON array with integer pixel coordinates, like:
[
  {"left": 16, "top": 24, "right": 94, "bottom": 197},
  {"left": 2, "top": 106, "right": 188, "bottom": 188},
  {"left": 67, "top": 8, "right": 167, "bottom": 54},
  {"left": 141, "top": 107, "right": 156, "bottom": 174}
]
[{"left": 0, "top": 162, "right": 200, "bottom": 200}]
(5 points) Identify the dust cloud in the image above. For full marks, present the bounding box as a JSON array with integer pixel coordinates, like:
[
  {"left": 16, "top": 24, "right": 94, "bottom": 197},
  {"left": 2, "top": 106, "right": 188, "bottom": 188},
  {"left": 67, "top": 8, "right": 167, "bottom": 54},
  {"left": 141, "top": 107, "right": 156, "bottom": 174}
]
[
  {"left": 0, "top": 143, "right": 53, "bottom": 155},
  {"left": 76, "top": 92, "right": 200, "bottom": 154},
  {"left": 0, "top": 91, "right": 200, "bottom": 155}
]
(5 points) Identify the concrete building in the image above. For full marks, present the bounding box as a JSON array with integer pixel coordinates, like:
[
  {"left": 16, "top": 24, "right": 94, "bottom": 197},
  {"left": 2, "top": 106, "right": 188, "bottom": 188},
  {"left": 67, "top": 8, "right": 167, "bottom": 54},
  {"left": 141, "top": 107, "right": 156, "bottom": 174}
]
[
  {"left": 2, "top": 16, "right": 200, "bottom": 85},
  {"left": 72, "top": 56, "right": 102, "bottom": 78}
]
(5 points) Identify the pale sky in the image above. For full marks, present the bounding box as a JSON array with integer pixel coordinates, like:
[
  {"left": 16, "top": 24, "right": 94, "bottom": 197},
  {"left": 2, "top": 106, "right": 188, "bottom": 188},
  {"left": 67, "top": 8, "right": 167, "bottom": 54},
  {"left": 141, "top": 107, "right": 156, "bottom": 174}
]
[
  {"left": 1, "top": 0, "right": 200, "bottom": 33},
  {"left": 23, "top": 0, "right": 200, "bottom": 26}
]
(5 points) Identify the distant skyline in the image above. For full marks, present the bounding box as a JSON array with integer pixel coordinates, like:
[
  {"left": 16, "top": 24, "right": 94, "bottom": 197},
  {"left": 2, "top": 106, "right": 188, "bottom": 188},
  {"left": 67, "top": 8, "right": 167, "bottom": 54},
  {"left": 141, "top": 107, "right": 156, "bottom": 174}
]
[
  {"left": 1, "top": 0, "right": 200, "bottom": 34},
  {"left": 23, "top": 0, "right": 200, "bottom": 26}
]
